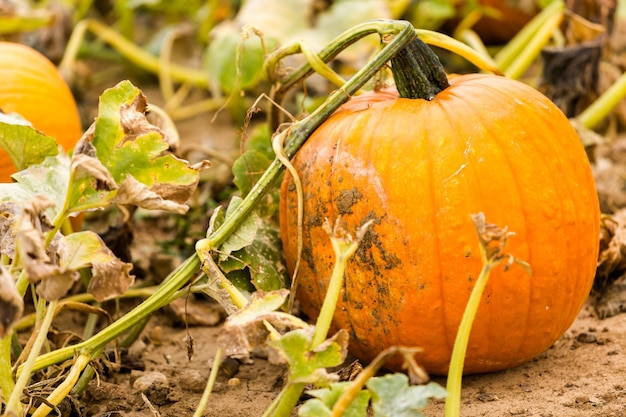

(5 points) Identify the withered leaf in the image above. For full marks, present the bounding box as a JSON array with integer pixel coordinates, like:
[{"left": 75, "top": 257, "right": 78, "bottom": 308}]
[
  {"left": 36, "top": 270, "right": 79, "bottom": 301},
  {"left": 57, "top": 231, "right": 135, "bottom": 302},
  {"left": 0, "top": 264, "right": 24, "bottom": 338},
  {"left": 217, "top": 289, "right": 309, "bottom": 359},
  {"left": 88, "top": 260, "right": 135, "bottom": 303},
  {"left": 110, "top": 175, "right": 190, "bottom": 215},
  {"left": 71, "top": 153, "right": 118, "bottom": 192},
  {"left": 595, "top": 209, "right": 626, "bottom": 294}
]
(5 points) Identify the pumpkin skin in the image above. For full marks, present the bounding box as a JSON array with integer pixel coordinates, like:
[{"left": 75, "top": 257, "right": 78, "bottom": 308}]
[
  {"left": 0, "top": 42, "right": 82, "bottom": 182},
  {"left": 280, "top": 73, "right": 600, "bottom": 375}
]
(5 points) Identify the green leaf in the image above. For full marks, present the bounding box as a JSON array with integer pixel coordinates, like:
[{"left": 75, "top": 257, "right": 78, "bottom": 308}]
[
  {"left": 268, "top": 329, "right": 348, "bottom": 385},
  {"left": 218, "top": 195, "right": 288, "bottom": 292},
  {"left": 0, "top": 114, "right": 59, "bottom": 173},
  {"left": 68, "top": 80, "right": 201, "bottom": 214},
  {"left": 245, "top": 123, "right": 274, "bottom": 160},
  {"left": 367, "top": 375, "right": 447, "bottom": 417},
  {"left": 219, "top": 197, "right": 259, "bottom": 256},
  {"left": 232, "top": 150, "right": 273, "bottom": 197},
  {"left": 230, "top": 221, "right": 286, "bottom": 291},
  {"left": 205, "top": 28, "right": 270, "bottom": 96},
  {"left": 299, "top": 382, "right": 371, "bottom": 417}
]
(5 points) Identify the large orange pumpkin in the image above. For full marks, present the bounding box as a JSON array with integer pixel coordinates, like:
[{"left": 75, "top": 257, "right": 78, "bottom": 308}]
[
  {"left": 0, "top": 42, "right": 82, "bottom": 182},
  {"left": 280, "top": 38, "right": 600, "bottom": 375}
]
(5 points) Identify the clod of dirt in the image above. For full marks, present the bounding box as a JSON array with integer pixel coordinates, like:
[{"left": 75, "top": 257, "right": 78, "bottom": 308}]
[
  {"left": 576, "top": 332, "right": 598, "bottom": 344},
  {"left": 177, "top": 369, "right": 209, "bottom": 393},
  {"left": 132, "top": 371, "right": 171, "bottom": 405}
]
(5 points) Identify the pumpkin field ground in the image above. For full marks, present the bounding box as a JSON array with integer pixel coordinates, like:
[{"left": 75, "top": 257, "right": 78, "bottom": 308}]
[
  {"left": 68, "top": 95, "right": 626, "bottom": 417},
  {"left": 75, "top": 299, "right": 626, "bottom": 417}
]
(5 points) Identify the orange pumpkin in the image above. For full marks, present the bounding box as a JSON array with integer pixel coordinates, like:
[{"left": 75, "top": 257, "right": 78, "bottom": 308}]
[
  {"left": 280, "top": 39, "right": 600, "bottom": 375},
  {"left": 0, "top": 42, "right": 82, "bottom": 182}
]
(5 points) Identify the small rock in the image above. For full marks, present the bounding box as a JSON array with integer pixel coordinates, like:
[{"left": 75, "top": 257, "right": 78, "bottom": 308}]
[
  {"left": 575, "top": 395, "right": 589, "bottom": 404},
  {"left": 477, "top": 393, "right": 498, "bottom": 402},
  {"left": 150, "top": 326, "right": 164, "bottom": 346},
  {"left": 133, "top": 371, "right": 168, "bottom": 393},
  {"left": 132, "top": 371, "right": 171, "bottom": 406},
  {"left": 228, "top": 378, "right": 241, "bottom": 387},
  {"left": 508, "top": 407, "right": 526, "bottom": 415},
  {"left": 576, "top": 332, "right": 598, "bottom": 344},
  {"left": 178, "top": 369, "right": 208, "bottom": 393}
]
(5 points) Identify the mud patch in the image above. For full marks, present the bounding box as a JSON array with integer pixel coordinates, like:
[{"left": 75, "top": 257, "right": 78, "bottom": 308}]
[{"left": 336, "top": 188, "right": 363, "bottom": 215}]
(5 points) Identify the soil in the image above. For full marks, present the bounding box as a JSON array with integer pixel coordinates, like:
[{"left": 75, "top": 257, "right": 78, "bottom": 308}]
[{"left": 76, "top": 302, "right": 626, "bottom": 417}]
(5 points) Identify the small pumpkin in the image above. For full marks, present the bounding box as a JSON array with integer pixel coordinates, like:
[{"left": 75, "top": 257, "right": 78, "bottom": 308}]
[
  {"left": 0, "top": 41, "right": 82, "bottom": 182},
  {"left": 279, "top": 38, "right": 600, "bottom": 375}
]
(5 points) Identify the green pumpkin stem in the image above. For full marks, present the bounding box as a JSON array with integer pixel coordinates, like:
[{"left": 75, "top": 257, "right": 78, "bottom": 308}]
[{"left": 391, "top": 37, "right": 450, "bottom": 100}]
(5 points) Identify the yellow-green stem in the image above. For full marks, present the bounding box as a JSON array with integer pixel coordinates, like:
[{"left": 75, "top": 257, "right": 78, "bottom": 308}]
[
  {"left": 60, "top": 19, "right": 209, "bottom": 89},
  {"left": 31, "top": 352, "right": 93, "bottom": 417},
  {"left": 503, "top": 11, "right": 563, "bottom": 79},
  {"left": 495, "top": 0, "right": 564, "bottom": 72},
  {"left": 311, "top": 237, "right": 362, "bottom": 349},
  {"left": 416, "top": 29, "right": 500, "bottom": 74},
  {"left": 577, "top": 70, "right": 626, "bottom": 130},
  {"left": 444, "top": 259, "right": 498, "bottom": 416},
  {"left": 6, "top": 299, "right": 58, "bottom": 415},
  {"left": 0, "top": 335, "right": 15, "bottom": 409},
  {"left": 193, "top": 347, "right": 224, "bottom": 417}
]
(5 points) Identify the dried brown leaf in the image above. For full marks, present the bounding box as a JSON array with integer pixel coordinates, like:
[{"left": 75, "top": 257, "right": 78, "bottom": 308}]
[
  {"left": 0, "top": 265, "right": 23, "bottom": 338},
  {"left": 595, "top": 210, "right": 626, "bottom": 293},
  {"left": 87, "top": 258, "right": 135, "bottom": 302},
  {"left": 111, "top": 175, "right": 190, "bottom": 214},
  {"left": 71, "top": 153, "right": 118, "bottom": 192}
]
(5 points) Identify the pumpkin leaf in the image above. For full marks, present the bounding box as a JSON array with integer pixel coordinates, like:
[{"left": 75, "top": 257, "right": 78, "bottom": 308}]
[
  {"left": 1, "top": 154, "right": 71, "bottom": 222},
  {"left": 268, "top": 329, "right": 349, "bottom": 385},
  {"left": 232, "top": 150, "right": 273, "bottom": 198},
  {"left": 299, "top": 382, "right": 371, "bottom": 417},
  {"left": 0, "top": 113, "right": 59, "bottom": 173},
  {"left": 218, "top": 149, "right": 288, "bottom": 292},
  {"left": 244, "top": 123, "right": 275, "bottom": 161},
  {"left": 217, "top": 289, "right": 309, "bottom": 359},
  {"left": 57, "top": 231, "right": 134, "bottom": 302},
  {"left": 67, "top": 80, "right": 203, "bottom": 214},
  {"left": 205, "top": 27, "right": 272, "bottom": 96},
  {"left": 0, "top": 264, "right": 24, "bottom": 338},
  {"left": 218, "top": 196, "right": 259, "bottom": 256},
  {"left": 366, "top": 375, "right": 447, "bottom": 417}
]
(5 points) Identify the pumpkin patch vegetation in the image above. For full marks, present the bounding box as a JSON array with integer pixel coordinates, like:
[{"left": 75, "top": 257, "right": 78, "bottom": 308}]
[
  {"left": 0, "top": 42, "right": 82, "bottom": 182},
  {"left": 279, "top": 37, "right": 600, "bottom": 375}
]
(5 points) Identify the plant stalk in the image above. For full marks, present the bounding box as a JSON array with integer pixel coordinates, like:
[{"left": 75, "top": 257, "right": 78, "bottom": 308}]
[
  {"left": 21, "top": 256, "right": 200, "bottom": 375},
  {"left": 6, "top": 299, "right": 58, "bottom": 415},
  {"left": 444, "top": 260, "right": 496, "bottom": 416},
  {"left": 60, "top": 19, "right": 209, "bottom": 88},
  {"left": 577, "top": 69, "right": 626, "bottom": 130},
  {"left": 494, "top": 0, "right": 565, "bottom": 72}
]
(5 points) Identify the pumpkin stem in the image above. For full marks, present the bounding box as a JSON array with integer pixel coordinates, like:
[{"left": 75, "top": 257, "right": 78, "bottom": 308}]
[{"left": 391, "top": 37, "right": 450, "bottom": 100}]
